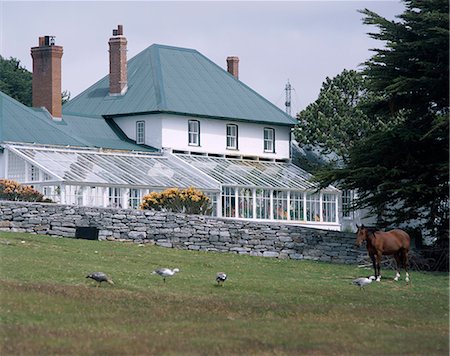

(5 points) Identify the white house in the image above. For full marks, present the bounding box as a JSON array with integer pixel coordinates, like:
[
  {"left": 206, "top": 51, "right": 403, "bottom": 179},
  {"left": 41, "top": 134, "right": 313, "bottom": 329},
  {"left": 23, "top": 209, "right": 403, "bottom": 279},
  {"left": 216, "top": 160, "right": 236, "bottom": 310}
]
[{"left": 0, "top": 25, "right": 343, "bottom": 230}]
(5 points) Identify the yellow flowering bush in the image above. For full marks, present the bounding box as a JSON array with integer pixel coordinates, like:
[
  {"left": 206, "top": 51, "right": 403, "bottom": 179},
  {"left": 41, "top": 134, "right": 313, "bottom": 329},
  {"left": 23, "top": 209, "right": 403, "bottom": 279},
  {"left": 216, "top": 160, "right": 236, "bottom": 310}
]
[
  {"left": 0, "top": 179, "right": 46, "bottom": 202},
  {"left": 141, "top": 187, "right": 211, "bottom": 215}
]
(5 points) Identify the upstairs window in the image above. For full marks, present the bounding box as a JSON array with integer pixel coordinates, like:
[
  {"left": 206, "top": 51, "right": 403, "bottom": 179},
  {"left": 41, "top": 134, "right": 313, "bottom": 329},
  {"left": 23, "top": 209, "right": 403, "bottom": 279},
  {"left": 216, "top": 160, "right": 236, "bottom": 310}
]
[
  {"left": 136, "top": 121, "right": 145, "bottom": 144},
  {"left": 188, "top": 120, "right": 200, "bottom": 146},
  {"left": 264, "top": 128, "right": 275, "bottom": 153},
  {"left": 226, "top": 124, "right": 238, "bottom": 149}
]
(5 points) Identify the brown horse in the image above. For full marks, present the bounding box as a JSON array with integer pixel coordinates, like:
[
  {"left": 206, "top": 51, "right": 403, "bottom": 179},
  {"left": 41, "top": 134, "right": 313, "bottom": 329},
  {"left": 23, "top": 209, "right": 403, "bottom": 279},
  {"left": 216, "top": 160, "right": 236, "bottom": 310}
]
[{"left": 355, "top": 224, "right": 410, "bottom": 282}]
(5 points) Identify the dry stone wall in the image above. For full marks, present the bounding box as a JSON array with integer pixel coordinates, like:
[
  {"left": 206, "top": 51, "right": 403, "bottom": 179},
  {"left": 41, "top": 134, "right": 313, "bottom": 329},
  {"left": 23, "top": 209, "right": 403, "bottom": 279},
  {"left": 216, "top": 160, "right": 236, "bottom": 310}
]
[{"left": 0, "top": 201, "right": 364, "bottom": 264}]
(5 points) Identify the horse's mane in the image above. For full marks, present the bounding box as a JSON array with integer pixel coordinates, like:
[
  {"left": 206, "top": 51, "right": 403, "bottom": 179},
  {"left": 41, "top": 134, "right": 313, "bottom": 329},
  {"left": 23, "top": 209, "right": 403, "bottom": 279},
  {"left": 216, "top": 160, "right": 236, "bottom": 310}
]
[{"left": 362, "top": 226, "right": 380, "bottom": 237}]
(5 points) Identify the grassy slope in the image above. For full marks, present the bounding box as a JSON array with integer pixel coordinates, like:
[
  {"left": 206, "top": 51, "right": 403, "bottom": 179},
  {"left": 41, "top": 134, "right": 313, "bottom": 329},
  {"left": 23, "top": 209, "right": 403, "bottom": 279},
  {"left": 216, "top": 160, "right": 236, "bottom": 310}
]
[{"left": 0, "top": 231, "right": 448, "bottom": 355}]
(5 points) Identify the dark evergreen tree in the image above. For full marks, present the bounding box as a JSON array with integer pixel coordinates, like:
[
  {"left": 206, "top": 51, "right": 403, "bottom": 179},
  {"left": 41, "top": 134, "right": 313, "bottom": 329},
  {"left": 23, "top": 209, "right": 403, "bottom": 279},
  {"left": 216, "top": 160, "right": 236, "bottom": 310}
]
[
  {"left": 315, "top": 0, "right": 449, "bottom": 241},
  {"left": 0, "top": 56, "right": 32, "bottom": 106},
  {"left": 293, "top": 69, "right": 404, "bottom": 164}
]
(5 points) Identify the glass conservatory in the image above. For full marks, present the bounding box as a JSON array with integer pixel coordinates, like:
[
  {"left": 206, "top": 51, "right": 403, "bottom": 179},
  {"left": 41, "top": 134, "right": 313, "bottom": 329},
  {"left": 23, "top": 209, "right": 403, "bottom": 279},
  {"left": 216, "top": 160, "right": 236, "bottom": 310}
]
[{"left": 2, "top": 144, "right": 341, "bottom": 230}]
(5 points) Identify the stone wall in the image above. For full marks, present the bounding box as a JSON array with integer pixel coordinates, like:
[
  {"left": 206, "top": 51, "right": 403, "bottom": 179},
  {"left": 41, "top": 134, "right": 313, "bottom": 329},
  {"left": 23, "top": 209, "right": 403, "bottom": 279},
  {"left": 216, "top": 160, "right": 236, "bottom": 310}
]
[{"left": 0, "top": 201, "right": 365, "bottom": 264}]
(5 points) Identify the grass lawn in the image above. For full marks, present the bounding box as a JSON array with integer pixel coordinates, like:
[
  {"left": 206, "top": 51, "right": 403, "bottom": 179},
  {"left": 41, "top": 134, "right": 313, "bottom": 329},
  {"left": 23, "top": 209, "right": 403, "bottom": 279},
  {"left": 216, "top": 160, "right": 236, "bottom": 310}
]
[{"left": 1, "top": 231, "right": 448, "bottom": 355}]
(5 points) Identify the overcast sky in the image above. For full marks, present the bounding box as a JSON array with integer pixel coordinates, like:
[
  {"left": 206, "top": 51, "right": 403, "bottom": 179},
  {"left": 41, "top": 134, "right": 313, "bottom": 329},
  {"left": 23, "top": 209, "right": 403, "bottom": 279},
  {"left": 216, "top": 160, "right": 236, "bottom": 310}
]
[{"left": 1, "top": 1, "right": 404, "bottom": 114}]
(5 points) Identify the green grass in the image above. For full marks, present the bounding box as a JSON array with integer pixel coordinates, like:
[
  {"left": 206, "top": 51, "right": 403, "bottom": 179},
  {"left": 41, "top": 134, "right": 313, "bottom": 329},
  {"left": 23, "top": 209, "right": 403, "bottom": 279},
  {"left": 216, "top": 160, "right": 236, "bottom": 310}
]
[{"left": 1, "top": 231, "right": 448, "bottom": 355}]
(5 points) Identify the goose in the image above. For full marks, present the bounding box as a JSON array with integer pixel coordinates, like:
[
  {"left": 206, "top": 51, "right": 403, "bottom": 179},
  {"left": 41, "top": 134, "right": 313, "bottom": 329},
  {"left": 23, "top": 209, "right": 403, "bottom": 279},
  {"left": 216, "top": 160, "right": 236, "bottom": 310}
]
[
  {"left": 152, "top": 268, "right": 180, "bottom": 283},
  {"left": 352, "top": 276, "right": 376, "bottom": 291},
  {"left": 86, "top": 272, "right": 114, "bottom": 286},
  {"left": 216, "top": 272, "right": 227, "bottom": 286}
]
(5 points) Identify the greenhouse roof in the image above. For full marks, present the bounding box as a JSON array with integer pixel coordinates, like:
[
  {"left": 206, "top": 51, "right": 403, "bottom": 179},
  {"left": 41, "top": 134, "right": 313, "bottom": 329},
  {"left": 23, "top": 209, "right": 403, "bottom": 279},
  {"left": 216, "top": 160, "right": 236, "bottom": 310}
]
[
  {"left": 7, "top": 144, "right": 219, "bottom": 191},
  {"left": 175, "top": 154, "right": 339, "bottom": 192},
  {"left": 5, "top": 144, "right": 338, "bottom": 193}
]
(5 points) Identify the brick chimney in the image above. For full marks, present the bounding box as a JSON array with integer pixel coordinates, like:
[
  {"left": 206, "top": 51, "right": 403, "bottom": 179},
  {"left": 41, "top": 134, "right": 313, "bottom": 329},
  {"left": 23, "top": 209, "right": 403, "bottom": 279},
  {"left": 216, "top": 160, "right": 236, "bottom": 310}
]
[
  {"left": 30, "top": 36, "right": 63, "bottom": 118},
  {"left": 109, "top": 25, "right": 128, "bottom": 95},
  {"left": 226, "top": 56, "right": 239, "bottom": 79}
]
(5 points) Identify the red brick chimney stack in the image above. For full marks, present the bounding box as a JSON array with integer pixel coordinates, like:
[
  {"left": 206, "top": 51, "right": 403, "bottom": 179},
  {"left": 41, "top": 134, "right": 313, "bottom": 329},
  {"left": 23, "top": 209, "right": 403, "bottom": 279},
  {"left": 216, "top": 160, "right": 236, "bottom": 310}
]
[
  {"left": 109, "top": 25, "right": 128, "bottom": 95},
  {"left": 226, "top": 56, "right": 239, "bottom": 80},
  {"left": 30, "top": 36, "right": 63, "bottom": 118}
]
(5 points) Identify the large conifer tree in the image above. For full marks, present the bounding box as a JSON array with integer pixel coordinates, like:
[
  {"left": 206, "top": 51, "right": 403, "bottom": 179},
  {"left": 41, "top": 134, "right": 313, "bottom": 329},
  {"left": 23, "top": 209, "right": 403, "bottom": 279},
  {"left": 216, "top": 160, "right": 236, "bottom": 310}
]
[{"left": 315, "top": 0, "right": 449, "bottom": 240}]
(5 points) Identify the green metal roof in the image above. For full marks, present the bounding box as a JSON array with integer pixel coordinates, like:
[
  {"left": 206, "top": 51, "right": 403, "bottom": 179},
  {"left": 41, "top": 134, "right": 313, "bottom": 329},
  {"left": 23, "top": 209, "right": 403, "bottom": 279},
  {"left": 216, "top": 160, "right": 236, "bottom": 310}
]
[
  {"left": 63, "top": 44, "right": 296, "bottom": 126},
  {"left": 0, "top": 91, "right": 83, "bottom": 146},
  {"left": 0, "top": 91, "right": 156, "bottom": 152}
]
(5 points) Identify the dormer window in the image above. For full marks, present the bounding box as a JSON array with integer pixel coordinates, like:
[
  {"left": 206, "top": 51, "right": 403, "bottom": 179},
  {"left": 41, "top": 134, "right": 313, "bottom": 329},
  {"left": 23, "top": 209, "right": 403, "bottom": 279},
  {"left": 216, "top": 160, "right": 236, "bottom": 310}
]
[
  {"left": 188, "top": 120, "right": 200, "bottom": 146},
  {"left": 263, "top": 128, "right": 275, "bottom": 153},
  {"left": 226, "top": 124, "right": 238, "bottom": 149},
  {"left": 136, "top": 121, "right": 145, "bottom": 144}
]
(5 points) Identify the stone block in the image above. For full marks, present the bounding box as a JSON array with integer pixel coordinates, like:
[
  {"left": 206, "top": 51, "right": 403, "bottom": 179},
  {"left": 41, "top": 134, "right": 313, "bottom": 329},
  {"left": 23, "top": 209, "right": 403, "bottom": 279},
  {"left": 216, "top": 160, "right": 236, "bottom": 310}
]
[{"left": 263, "top": 251, "right": 279, "bottom": 258}]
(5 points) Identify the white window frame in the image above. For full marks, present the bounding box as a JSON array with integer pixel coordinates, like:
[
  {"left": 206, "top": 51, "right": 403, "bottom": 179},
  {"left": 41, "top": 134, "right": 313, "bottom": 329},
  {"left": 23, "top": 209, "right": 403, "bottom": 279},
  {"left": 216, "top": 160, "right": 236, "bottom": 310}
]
[
  {"left": 306, "top": 192, "right": 321, "bottom": 222},
  {"left": 108, "top": 187, "right": 122, "bottom": 208},
  {"left": 128, "top": 188, "right": 142, "bottom": 209},
  {"left": 342, "top": 190, "right": 354, "bottom": 219},
  {"left": 264, "top": 128, "right": 275, "bottom": 153},
  {"left": 290, "top": 191, "right": 304, "bottom": 221},
  {"left": 273, "top": 190, "right": 288, "bottom": 220},
  {"left": 322, "top": 193, "right": 337, "bottom": 223},
  {"left": 222, "top": 186, "right": 236, "bottom": 217},
  {"left": 226, "top": 124, "right": 238, "bottom": 150},
  {"left": 136, "top": 121, "right": 145, "bottom": 144},
  {"left": 188, "top": 120, "right": 200, "bottom": 146},
  {"left": 255, "top": 188, "right": 271, "bottom": 220},
  {"left": 238, "top": 188, "right": 253, "bottom": 219}
]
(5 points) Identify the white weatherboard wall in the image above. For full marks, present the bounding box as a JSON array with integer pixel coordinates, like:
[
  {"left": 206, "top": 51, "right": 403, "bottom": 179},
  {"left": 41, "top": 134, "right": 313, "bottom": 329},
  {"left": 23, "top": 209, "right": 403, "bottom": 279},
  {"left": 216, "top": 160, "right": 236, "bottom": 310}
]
[
  {"left": 114, "top": 114, "right": 163, "bottom": 149},
  {"left": 113, "top": 113, "right": 291, "bottom": 159},
  {"left": 0, "top": 152, "right": 5, "bottom": 178}
]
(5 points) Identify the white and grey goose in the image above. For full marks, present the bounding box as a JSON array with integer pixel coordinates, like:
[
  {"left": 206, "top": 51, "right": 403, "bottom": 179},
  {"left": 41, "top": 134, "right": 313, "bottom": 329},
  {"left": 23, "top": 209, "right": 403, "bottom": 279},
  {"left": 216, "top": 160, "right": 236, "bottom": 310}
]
[
  {"left": 352, "top": 276, "right": 376, "bottom": 291},
  {"left": 216, "top": 272, "right": 227, "bottom": 286},
  {"left": 86, "top": 272, "right": 114, "bottom": 286},
  {"left": 152, "top": 268, "right": 180, "bottom": 283}
]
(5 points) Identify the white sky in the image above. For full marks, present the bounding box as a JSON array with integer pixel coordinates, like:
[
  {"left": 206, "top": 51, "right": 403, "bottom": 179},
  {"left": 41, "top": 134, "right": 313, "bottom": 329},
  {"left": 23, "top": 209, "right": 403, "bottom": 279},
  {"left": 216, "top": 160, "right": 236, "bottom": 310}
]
[{"left": 0, "top": 0, "right": 404, "bottom": 114}]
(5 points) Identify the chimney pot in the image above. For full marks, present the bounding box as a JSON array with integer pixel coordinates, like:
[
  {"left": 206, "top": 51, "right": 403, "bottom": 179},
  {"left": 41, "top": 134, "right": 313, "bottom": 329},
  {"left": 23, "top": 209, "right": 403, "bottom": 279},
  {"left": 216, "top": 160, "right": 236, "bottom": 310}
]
[{"left": 227, "top": 56, "right": 239, "bottom": 80}]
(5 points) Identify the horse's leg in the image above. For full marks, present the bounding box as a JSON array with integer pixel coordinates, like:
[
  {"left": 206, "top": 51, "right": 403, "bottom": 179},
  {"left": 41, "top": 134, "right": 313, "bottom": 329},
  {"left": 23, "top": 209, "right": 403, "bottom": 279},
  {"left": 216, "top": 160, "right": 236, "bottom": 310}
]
[
  {"left": 393, "top": 253, "right": 402, "bottom": 281},
  {"left": 370, "top": 253, "right": 377, "bottom": 280},
  {"left": 375, "top": 253, "right": 382, "bottom": 282},
  {"left": 403, "top": 249, "right": 410, "bottom": 283}
]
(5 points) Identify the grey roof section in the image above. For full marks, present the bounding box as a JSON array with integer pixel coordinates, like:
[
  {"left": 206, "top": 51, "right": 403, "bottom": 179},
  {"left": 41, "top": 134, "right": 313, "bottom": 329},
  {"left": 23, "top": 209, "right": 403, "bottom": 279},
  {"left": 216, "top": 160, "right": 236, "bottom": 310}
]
[
  {"left": 175, "top": 154, "right": 339, "bottom": 192},
  {"left": 7, "top": 144, "right": 219, "bottom": 191},
  {"left": 63, "top": 44, "right": 297, "bottom": 126},
  {"left": 0, "top": 91, "right": 156, "bottom": 152}
]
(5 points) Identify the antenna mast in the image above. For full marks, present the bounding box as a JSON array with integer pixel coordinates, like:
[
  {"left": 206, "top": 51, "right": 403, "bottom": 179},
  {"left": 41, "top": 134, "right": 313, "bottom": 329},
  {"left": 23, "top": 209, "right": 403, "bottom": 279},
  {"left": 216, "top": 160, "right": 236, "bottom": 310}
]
[{"left": 285, "top": 80, "right": 292, "bottom": 116}]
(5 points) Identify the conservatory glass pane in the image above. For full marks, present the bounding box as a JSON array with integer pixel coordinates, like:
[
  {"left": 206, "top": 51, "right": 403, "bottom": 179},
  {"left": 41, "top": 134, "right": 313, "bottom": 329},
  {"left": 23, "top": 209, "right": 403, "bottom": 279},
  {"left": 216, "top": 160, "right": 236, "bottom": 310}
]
[
  {"left": 222, "top": 187, "right": 236, "bottom": 217},
  {"left": 306, "top": 193, "right": 320, "bottom": 222},
  {"left": 273, "top": 190, "right": 288, "bottom": 220},
  {"left": 322, "top": 193, "right": 337, "bottom": 222},
  {"left": 255, "top": 189, "right": 270, "bottom": 219},
  {"left": 238, "top": 188, "right": 253, "bottom": 219},
  {"left": 290, "top": 191, "right": 304, "bottom": 221}
]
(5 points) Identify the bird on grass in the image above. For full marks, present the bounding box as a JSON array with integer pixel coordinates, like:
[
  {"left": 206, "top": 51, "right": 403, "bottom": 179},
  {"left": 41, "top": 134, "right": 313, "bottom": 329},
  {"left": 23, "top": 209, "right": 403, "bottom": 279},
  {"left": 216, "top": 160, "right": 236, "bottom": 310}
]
[
  {"left": 86, "top": 272, "right": 114, "bottom": 287},
  {"left": 152, "top": 268, "right": 180, "bottom": 283},
  {"left": 216, "top": 272, "right": 227, "bottom": 286},
  {"left": 352, "top": 276, "right": 376, "bottom": 291}
]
